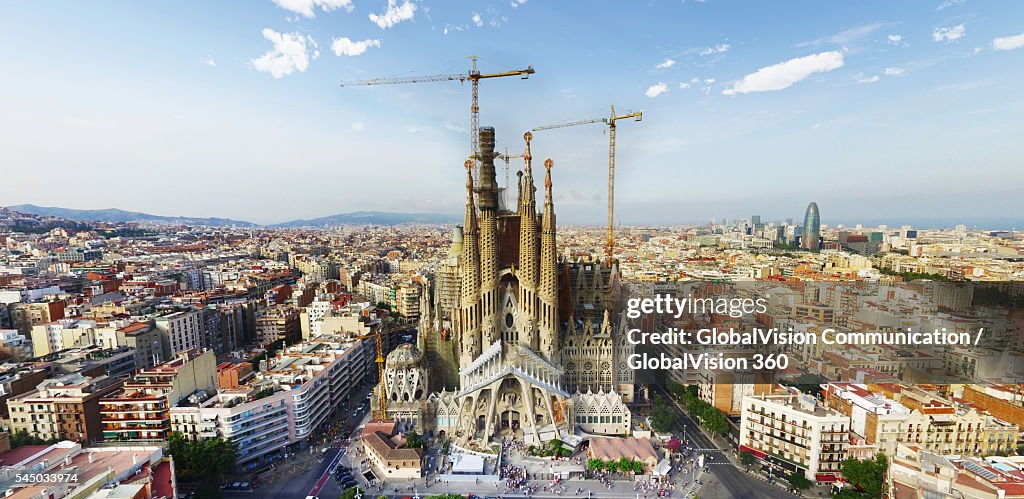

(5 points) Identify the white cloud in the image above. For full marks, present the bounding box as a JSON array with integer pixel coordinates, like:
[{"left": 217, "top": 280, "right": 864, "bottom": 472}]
[
  {"left": 331, "top": 37, "right": 381, "bottom": 56},
  {"left": 856, "top": 74, "right": 880, "bottom": 84},
  {"left": 699, "top": 43, "right": 730, "bottom": 56},
  {"left": 488, "top": 15, "right": 508, "bottom": 28},
  {"left": 510, "top": 0, "right": 528, "bottom": 8},
  {"left": 883, "top": 67, "right": 904, "bottom": 76},
  {"left": 887, "top": 34, "right": 902, "bottom": 43},
  {"left": 472, "top": 12, "right": 483, "bottom": 27},
  {"left": 443, "top": 24, "right": 466, "bottom": 35},
  {"left": 644, "top": 82, "right": 669, "bottom": 98},
  {"left": 992, "top": 32, "right": 1024, "bottom": 51},
  {"left": 272, "top": 0, "right": 354, "bottom": 18},
  {"left": 700, "top": 79, "right": 715, "bottom": 95},
  {"left": 936, "top": 0, "right": 965, "bottom": 11},
  {"left": 656, "top": 58, "right": 676, "bottom": 69},
  {"left": 722, "top": 51, "right": 844, "bottom": 96},
  {"left": 351, "top": 122, "right": 366, "bottom": 132},
  {"left": 798, "top": 22, "right": 889, "bottom": 47},
  {"left": 369, "top": 0, "right": 416, "bottom": 29},
  {"left": 251, "top": 28, "right": 319, "bottom": 79},
  {"left": 933, "top": 25, "right": 966, "bottom": 42},
  {"left": 679, "top": 82, "right": 691, "bottom": 89},
  {"left": 200, "top": 55, "right": 216, "bottom": 67},
  {"left": 445, "top": 123, "right": 468, "bottom": 134}
]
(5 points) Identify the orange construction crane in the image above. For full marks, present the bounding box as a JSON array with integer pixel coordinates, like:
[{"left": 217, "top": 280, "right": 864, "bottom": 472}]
[
  {"left": 533, "top": 105, "right": 642, "bottom": 262},
  {"left": 340, "top": 56, "right": 534, "bottom": 187}
]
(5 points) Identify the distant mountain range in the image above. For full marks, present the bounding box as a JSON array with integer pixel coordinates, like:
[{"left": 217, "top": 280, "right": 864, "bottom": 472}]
[
  {"left": 8, "top": 204, "right": 258, "bottom": 227},
  {"left": 6, "top": 204, "right": 458, "bottom": 228},
  {"left": 269, "top": 211, "right": 459, "bottom": 227}
]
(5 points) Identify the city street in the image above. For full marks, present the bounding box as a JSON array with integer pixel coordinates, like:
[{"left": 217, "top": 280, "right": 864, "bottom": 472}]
[{"left": 651, "top": 385, "right": 795, "bottom": 498}]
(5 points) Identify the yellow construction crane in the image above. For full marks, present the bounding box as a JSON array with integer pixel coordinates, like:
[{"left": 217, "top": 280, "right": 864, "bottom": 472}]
[
  {"left": 533, "top": 105, "right": 642, "bottom": 262},
  {"left": 341, "top": 56, "right": 534, "bottom": 187},
  {"left": 353, "top": 320, "right": 417, "bottom": 421}
]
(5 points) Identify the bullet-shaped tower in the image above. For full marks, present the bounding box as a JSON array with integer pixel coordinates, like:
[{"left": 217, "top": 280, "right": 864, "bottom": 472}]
[
  {"left": 538, "top": 159, "right": 559, "bottom": 362},
  {"left": 518, "top": 132, "right": 539, "bottom": 349},
  {"left": 459, "top": 160, "right": 481, "bottom": 368},
  {"left": 476, "top": 127, "right": 500, "bottom": 347}
]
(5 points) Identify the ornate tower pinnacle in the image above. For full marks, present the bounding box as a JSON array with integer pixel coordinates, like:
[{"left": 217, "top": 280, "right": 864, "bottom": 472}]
[
  {"left": 476, "top": 127, "right": 500, "bottom": 347},
  {"left": 476, "top": 126, "right": 499, "bottom": 212},
  {"left": 518, "top": 132, "right": 540, "bottom": 348},
  {"left": 539, "top": 158, "right": 559, "bottom": 361},
  {"left": 516, "top": 170, "right": 524, "bottom": 214},
  {"left": 459, "top": 159, "right": 482, "bottom": 367}
]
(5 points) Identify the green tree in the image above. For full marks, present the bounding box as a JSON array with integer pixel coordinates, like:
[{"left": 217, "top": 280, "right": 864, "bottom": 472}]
[
  {"left": 631, "top": 459, "right": 644, "bottom": 474},
  {"left": 404, "top": 431, "right": 427, "bottom": 449},
  {"left": 787, "top": 473, "right": 813, "bottom": 495},
  {"left": 686, "top": 385, "right": 699, "bottom": 398},
  {"left": 587, "top": 458, "right": 604, "bottom": 470},
  {"left": 9, "top": 430, "right": 59, "bottom": 448},
  {"left": 339, "top": 486, "right": 364, "bottom": 499},
  {"left": 649, "top": 396, "right": 677, "bottom": 433},
  {"left": 840, "top": 454, "right": 888, "bottom": 499},
  {"left": 604, "top": 460, "right": 618, "bottom": 473},
  {"left": 166, "top": 432, "right": 239, "bottom": 483},
  {"left": 739, "top": 451, "right": 755, "bottom": 468}
]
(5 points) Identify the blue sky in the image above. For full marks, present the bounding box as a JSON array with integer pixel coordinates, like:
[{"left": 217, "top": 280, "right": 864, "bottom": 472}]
[{"left": 2, "top": 0, "right": 1023, "bottom": 227}]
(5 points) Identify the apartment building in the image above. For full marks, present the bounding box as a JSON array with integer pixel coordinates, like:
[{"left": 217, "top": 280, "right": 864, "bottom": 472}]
[
  {"left": 100, "top": 349, "right": 216, "bottom": 442},
  {"left": 170, "top": 338, "right": 372, "bottom": 472},
  {"left": 890, "top": 444, "right": 1024, "bottom": 499},
  {"left": 255, "top": 304, "right": 300, "bottom": 344},
  {"left": 9, "top": 300, "right": 65, "bottom": 335},
  {"left": 170, "top": 384, "right": 291, "bottom": 473},
  {"left": 698, "top": 365, "right": 773, "bottom": 417},
  {"left": 825, "top": 383, "right": 1019, "bottom": 458},
  {"left": 740, "top": 393, "right": 850, "bottom": 483},
  {"left": 154, "top": 310, "right": 202, "bottom": 357},
  {"left": 6, "top": 373, "right": 122, "bottom": 443}
]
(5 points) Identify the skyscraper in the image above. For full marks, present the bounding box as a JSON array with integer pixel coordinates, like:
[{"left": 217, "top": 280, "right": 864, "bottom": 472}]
[{"left": 802, "top": 202, "right": 820, "bottom": 250}]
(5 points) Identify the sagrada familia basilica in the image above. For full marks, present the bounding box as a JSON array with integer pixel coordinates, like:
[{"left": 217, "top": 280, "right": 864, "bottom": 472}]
[{"left": 374, "top": 126, "right": 637, "bottom": 446}]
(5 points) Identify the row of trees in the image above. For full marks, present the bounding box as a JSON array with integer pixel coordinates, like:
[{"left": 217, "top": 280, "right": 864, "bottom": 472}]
[
  {"left": 675, "top": 388, "right": 729, "bottom": 436},
  {"left": 167, "top": 432, "right": 239, "bottom": 498},
  {"left": 8, "top": 429, "right": 60, "bottom": 449},
  {"left": 836, "top": 454, "right": 888, "bottom": 499},
  {"left": 586, "top": 456, "right": 645, "bottom": 474}
]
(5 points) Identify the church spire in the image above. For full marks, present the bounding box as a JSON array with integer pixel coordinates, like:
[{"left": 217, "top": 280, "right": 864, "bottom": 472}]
[
  {"left": 459, "top": 159, "right": 481, "bottom": 368},
  {"left": 538, "top": 158, "right": 559, "bottom": 362},
  {"left": 476, "top": 127, "right": 500, "bottom": 347},
  {"left": 518, "top": 132, "right": 539, "bottom": 348},
  {"left": 516, "top": 170, "right": 524, "bottom": 215}
]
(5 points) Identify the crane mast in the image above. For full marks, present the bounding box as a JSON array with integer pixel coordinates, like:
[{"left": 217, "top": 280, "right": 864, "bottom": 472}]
[
  {"left": 374, "top": 327, "right": 386, "bottom": 420},
  {"left": 533, "top": 105, "right": 642, "bottom": 261},
  {"left": 497, "top": 147, "right": 525, "bottom": 209},
  {"left": 341, "top": 56, "right": 534, "bottom": 188}
]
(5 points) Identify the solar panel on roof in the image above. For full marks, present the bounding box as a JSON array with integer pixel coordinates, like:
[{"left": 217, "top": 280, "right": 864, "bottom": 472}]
[{"left": 964, "top": 460, "right": 999, "bottom": 481}]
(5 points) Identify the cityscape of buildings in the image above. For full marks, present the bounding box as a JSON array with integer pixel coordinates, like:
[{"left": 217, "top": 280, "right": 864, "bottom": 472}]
[
  {"left": 1, "top": 3, "right": 1022, "bottom": 497},
  {"left": 1, "top": 128, "right": 1023, "bottom": 498}
]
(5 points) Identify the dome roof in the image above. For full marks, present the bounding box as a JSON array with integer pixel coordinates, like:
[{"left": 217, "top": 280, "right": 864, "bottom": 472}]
[{"left": 386, "top": 342, "right": 422, "bottom": 368}]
